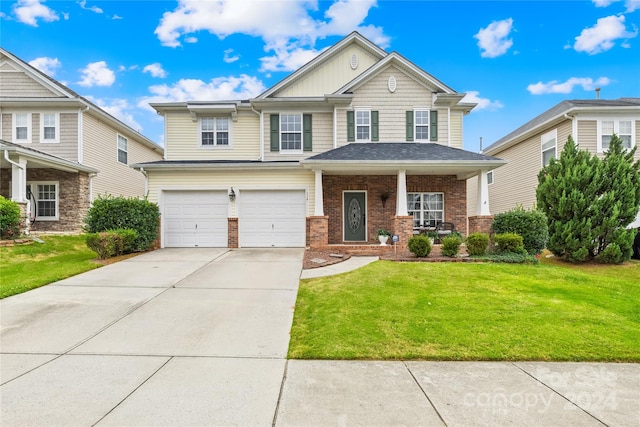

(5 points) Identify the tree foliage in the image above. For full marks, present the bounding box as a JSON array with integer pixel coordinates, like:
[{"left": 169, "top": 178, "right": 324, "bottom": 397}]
[{"left": 537, "top": 135, "right": 640, "bottom": 263}]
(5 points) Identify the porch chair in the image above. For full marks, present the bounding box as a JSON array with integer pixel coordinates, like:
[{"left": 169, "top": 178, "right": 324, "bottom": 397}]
[{"left": 435, "top": 222, "right": 456, "bottom": 240}]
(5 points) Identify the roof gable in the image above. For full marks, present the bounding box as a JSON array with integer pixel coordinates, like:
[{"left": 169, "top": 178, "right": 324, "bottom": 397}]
[
  {"left": 0, "top": 50, "right": 76, "bottom": 99},
  {"left": 257, "top": 32, "right": 387, "bottom": 99}
]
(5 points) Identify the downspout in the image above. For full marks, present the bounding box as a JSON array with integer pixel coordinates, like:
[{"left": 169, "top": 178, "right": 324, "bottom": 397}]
[
  {"left": 250, "top": 105, "right": 263, "bottom": 161},
  {"left": 88, "top": 172, "right": 98, "bottom": 203},
  {"left": 564, "top": 113, "right": 577, "bottom": 145},
  {"left": 333, "top": 106, "right": 338, "bottom": 148},
  {"left": 447, "top": 107, "right": 451, "bottom": 146},
  {"left": 139, "top": 167, "right": 149, "bottom": 198}
]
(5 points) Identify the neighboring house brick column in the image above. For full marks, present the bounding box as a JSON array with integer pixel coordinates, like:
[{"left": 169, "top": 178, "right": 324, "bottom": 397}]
[
  {"left": 468, "top": 215, "right": 493, "bottom": 235},
  {"left": 393, "top": 215, "right": 413, "bottom": 246},
  {"left": 228, "top": 217, "right": 238, "bottom": 248},
  {"left": 309, "top": 216, "right": 329, "bottom": 248}
]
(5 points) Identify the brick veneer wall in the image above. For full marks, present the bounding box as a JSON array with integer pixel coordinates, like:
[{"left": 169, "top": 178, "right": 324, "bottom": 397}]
[
  {"left": 0, "top": 168, "right": 90, "bottom": 233},
  {"left": 468, "top": 215, "right": 493, "bottom": 236},
  {"left": 322, "top": 174, "right": 467, "bottom": 244},
  {"left": 228, "top": 217, "right": 238, "bottom": 248},
  {"left": 308, "top": 216, "right": 329, "bottom": 248}
]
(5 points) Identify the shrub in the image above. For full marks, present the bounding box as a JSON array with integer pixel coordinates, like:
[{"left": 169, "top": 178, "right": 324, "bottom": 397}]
[
  {"left": 86, "top": 232, "right": 120, "bottom": 259},
  {"left": 492, "top": 206, "right": 548, "bottom": 255},
  {"left": 112, "top": 228, "right": 138, "bottom": 254},
  {"left": 84, "top": 195, "right": 159, "bottom": 252},
  {"left": 441, "top": 235, "right": 463, "bottom": 257},
  {"left": 466, "top": 233, "right": 490, "bottom": 256},
  {"left": 407, "top": 235, "right": 432, "bottom": 257},
  {"left": 493, "top": 233, "right": 526, "bottom": 254},
  {"left": 0, "top": 196, "right": 21, "bottom": 239},
  {"left": 595, "top": 243, "right": 626, "bottom": 264}
]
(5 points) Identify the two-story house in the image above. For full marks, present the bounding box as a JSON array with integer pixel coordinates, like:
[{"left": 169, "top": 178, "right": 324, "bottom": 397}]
[
  {"left": 0, "top": 48, "right": 164, "bottom": 234},
  {"left": 134, "top": 32, "right": 505, "bottom": 252},
  {"left": 467, "top": 97, "right": 640, "bottom": 228}
]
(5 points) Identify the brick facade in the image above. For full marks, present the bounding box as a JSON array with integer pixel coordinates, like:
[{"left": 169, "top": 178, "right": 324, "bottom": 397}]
[
  {"left": 0, "top": 168, "right": 90, "bottom": 233},
  {"left": 308, "top": 216, "right": 329, "bottom": 248},
  {"left": 468, "top": 215, "right": 493, "bottom": 236},
  {"left": 322, "top": 174, "right": 467, "bottom": 245},
  {"left": 228, "top": 217, "right": 238, "bottom": 248}
]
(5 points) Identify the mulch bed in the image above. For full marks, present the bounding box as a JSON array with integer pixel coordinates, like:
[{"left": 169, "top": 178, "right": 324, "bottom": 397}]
[{"left": 303, "top": 249, "right": 352, "bottom": 270}]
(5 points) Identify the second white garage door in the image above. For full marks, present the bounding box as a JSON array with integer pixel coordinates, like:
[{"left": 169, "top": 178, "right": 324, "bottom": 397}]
[
  {"left": 164, "top": 190, "right": 228, "bottom": 247},
  {"left": 238, "top": 190, "right": 306, "bottom": 247}
]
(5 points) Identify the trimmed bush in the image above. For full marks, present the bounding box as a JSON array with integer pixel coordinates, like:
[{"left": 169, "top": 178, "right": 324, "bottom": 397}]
[
  {"left": 84, "top": 195, "right": 159, "bottom": 252},
  {"left": 493, "top": 233, "right": 526, "bottom": 254},
  {"left": 441, "top": 235, "right": 463, "bottom": 257},
  {"left": 492, "top": 206, "right": 548, "bottom": 255},
  {"left": 407, "top": 235, "right": 432, "bottom": 257},
  {"left": 86, "top": 232, "right": 120, "bottom": 259},
  {"left": 466, "top": 233, "right": 490, "bottom": 256},
  {"left": 111, "top": 228, "right": 138, "bottom": 254},
  {"left": 595, "top": 243, "right": 626, "bottom": 264},
  {"left": 0, "top": 196, "right": 21, "bottom": 240}
]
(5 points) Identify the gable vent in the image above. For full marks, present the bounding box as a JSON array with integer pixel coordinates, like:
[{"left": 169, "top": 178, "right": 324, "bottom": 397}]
[
  {"left": 350, "top": 54, "right": 358, "bottom": 70},
  {"left": 388, "top": 76, "right": 397, "bottom": 93}
]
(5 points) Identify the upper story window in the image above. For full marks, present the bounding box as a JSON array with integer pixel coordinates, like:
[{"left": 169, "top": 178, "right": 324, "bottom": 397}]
[
  {"left": 487, "top": 170, "right": 494, "bottom": 185},
  {"left": 600, "top": 120, "right": 633, "bottom": 152},
  {"left": 41, "top": 113, "right": 59, "bottom": 143},
  {"left": 201, "top": 117, "right": 230, "bottom": 147},
  {"left": 117, "top": 134, "right": 128, "bottom": 164},
  {"left": 13, "top": 113, "right": 31, "bottom": 143},
  {"left": 415, "top": 110, "right": 430, "bottom": 141},
  {"left": 541, "top": 129, "right": 557, "bottom": 166},
  {"left": 356, "top": 110, "right": 370, "bottom": 141},
  {"left": 280, "top": 114, "right": 302, "bottom": 151}
]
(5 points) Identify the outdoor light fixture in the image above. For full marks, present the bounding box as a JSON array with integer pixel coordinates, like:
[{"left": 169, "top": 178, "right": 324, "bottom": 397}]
[{"left": 229, "top": 187, "right": 236, "bottom": 202}]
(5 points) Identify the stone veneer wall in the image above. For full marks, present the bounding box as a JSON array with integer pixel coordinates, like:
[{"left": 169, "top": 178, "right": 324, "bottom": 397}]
[{"left": 322, "top": 174, "right": 467, "bottom": 244}]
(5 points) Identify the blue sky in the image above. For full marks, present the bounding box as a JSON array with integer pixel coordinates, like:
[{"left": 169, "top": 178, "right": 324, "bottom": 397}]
[{"left": 2, "top": 0, "right": 639, "bottom": 151}]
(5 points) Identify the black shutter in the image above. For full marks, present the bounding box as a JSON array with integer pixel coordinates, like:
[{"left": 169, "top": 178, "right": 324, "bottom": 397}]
[{"left": 270, "top": 114, "right": 279, "bottom": 152}]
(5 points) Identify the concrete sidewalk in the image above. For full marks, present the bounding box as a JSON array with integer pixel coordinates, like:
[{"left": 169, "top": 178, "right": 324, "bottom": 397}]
[{"left": 2, "top": 251, "right": 639, "bottom": 426}]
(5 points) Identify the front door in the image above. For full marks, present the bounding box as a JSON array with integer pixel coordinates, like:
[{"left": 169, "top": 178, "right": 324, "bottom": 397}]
[{"left": 343, "top": 191, "right": 366, "bottom": 241}]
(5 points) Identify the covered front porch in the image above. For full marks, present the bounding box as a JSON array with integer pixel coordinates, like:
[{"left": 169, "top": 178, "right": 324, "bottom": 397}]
[{"left": 301, "top": 143, "right": 505, "bottom": 254}]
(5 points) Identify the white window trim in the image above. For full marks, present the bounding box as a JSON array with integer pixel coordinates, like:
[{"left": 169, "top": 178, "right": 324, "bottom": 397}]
[
  {"left": 199, "top": 117, "right": 232, "bottom": 149},
  {"left": 280, "top": 113, "right": 303, "bottom": 154},
  {"left": 541, "top": 129, "right": 557, "bottom": 167},
  {"left": 117, "top": 134, "right": 128, "bottom": 165},
  {"left": 597, "top": 118, "right": 635, "bottom": 153},
  {"left": 414, "top": 108, "right": 431, "bottom": 142},
  {"left": 12, "top": 112, "right": 32, "bottom": 143},
  {"left": 355, "top": 108, "right": 371, "bottom": 142},
  {"left": 487, "top": 170, "right": 494, "bottom": 185},
  {"left": 407, "top": 192, "right": 445, "bottom": 229},
  {"left": 27, "top": 181, "right": 59, "bottom": 221},
  {"left": 40, "top": 112, "right": 60, "bottom": 144}
]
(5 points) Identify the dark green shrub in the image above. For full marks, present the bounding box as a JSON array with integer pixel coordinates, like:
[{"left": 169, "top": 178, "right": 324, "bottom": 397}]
[
  {"left": 408, "top": 235, "right": 432, "bottom": 257},
  {"left": 110, "top": 228, "right": 138, "bottom": 254},
  {"left": 595, "top": 243, "right": 625, "bottom": 264},
  {"left": 0, "top": 196, "right": 21, "bottom": 239},
  {"left": 466, "top": 233, "right": 490, "bottom": 256},
  {"left": 86, "top": 232, "right": 120, "bottom": 259},
  {"left": 441, "top": 235, "right": 463, "bottom": 257},
  {"left": 85, "top": 195, "right": 159, "bottom": 251},
  {"left": 492, "top": 206, "right": 548, "bottom": 255},
  {"left": 493, "top": 233, "right": 526, "bottom": 254}
]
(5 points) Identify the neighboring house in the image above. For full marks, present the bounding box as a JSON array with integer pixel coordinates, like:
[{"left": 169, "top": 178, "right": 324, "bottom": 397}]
[
  {"left": 0, "top": 48, "right": 164, "bottom": 234},
  {"left": 133, "top": 32, "right": 505, "bottom": 251},
  {"left": 467, "top": 98, "right": 640, "bottom": 228}
]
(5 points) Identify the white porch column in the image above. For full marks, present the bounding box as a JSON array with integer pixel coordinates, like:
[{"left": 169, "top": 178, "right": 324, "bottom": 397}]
[
  {"left": 396, "top": 169, "right": 408, "bottom": 216},
  {"left": 314, "top": 169, "right": 324, "bottom": 216},
  {"left": 10, "top": 156, "right": 27, "bottom": 203},
  {"left": 477, "top": 170, "right": 491, "bottom": 215}
]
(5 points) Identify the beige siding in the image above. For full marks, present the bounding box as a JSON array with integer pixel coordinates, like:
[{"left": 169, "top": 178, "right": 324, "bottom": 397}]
[
  {"left": 263, "top": 112, "right": 334, "bottom": 161},
  {"left": 466, "top": 178, "right": 478, "bottom": 217},
  {"left": 146, "top": 168, "right": 316, "bottom": 216},
  {"left": 1, "top": 113, "right": 10, "bottom": 140},
  {"left": 82, "top": 113, "right": 162, "bottom": 199},
  {"left": 449, "top": 110, "right": 463, "bottom": 149},
  {"left": 164, "top": 110, "right": 260, "bottom": 161},
  {"left": 576, "top": 120, "right": 597, "bottom": 153},
  {"left": 277, "top": 45, "right": 380, "bottom": 97},
  {"left": 0, "top": 70, "right": 59, "bottom": 98}
]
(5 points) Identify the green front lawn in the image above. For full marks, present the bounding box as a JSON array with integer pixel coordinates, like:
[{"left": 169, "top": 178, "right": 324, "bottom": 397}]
[
  {"left": 0, "top": 235, "right": 101, "bottom": 299},
  {"left": 288, "top": 257, "right": 640, "bottom": 361}
]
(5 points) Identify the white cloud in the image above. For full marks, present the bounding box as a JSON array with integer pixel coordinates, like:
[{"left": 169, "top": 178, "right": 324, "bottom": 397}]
[
  {"left": 29, "top": 56, "right": 61, "bottom": 76},
  {"left": 143, "top": 63, "right": 168, "bottom": 78},
  {"left": 593, "top": 0, "right": 617, "bottom": 6},
  {"left": 13, "top": 0, "right": 59, "bottom": 26},
  {"left": 87, "top": 96, "right": 142, "bottom": 132},
  {"left": 527, "top": 77, "right": 611, "bottom": 94},
  {"left": 184, "top": 36, "right": 198, "bottom": 43},
  {"left": 154, "top": 0, "right": 387, "bottom": 72},
  {"left": 461, "top": 91, "right": 503, "bottom": 111},
  {"left": 223, "top": 48, "right": 240, "bottom": 63},
  {"left": 474, "top": 18, "right": 514, "bottom": 58},
  {"left": 78, "top": 0, "right": 102, "bottom": 14},
  {"left": 77, "top": 61, "right": 115, "bottom": 87},
  {"left": 573, "top": 15, "right": 637, "bottom": 54},
  {"left": 138, "top": 75, "right": 266, "bottom": 112},
  {"left": 112, "top": 14, "right": 122, "bottom": 20},
  {"left": 625, "top": 0, "right": 640, "bottom": 12}
]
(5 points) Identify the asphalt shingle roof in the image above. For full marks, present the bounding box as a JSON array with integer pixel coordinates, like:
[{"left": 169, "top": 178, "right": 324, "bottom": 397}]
[{"left": 305, "top": 143, "right": 502, "bottom": 162}]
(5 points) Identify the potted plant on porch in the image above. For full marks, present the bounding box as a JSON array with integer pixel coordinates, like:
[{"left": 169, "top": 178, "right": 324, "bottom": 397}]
[{"left": 377, "top": 228, "right": 391, "bottom": 245}]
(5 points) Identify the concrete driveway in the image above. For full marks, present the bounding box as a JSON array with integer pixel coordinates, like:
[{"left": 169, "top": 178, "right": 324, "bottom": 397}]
[{"left": 1, "top": 248, "right": 302, "bottom": 426}]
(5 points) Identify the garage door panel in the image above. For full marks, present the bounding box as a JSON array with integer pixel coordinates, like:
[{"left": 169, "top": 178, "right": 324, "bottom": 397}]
[
  {"left": 239, "top": 190, "right": 306, "bottom": 248},
  {"left": 163, "top": 191, "right": 228, "bottom": 248}
]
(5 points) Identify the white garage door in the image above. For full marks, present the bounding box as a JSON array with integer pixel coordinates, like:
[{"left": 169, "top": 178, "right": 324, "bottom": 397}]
[
  {"left": 238, "top": 190, "right": 306, "bottom": 247},
  {"left": 163, "top": 191, "right": 228, "bottom": 247}
]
